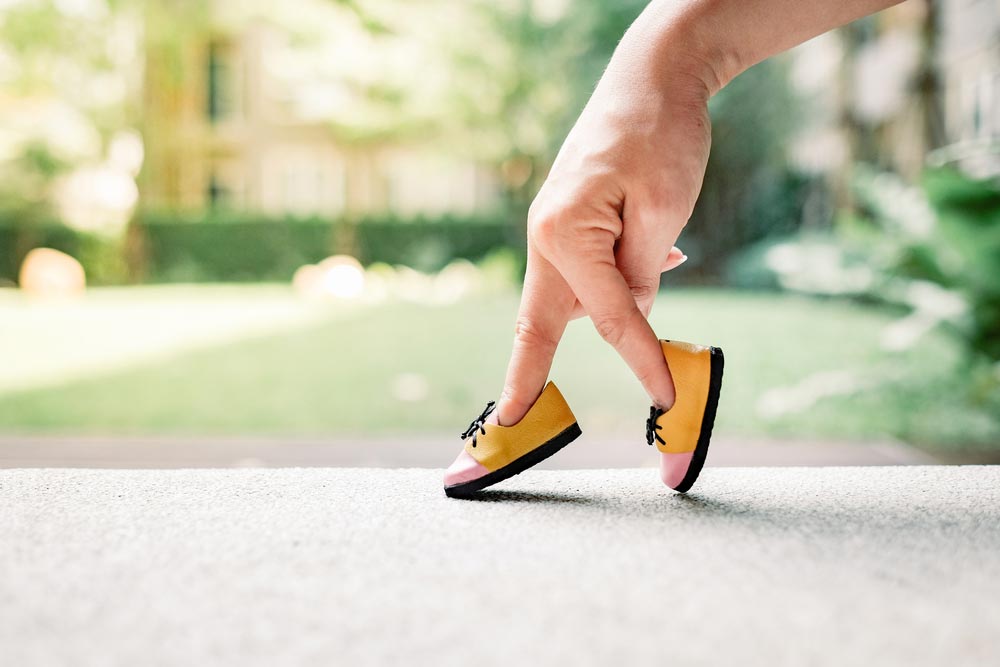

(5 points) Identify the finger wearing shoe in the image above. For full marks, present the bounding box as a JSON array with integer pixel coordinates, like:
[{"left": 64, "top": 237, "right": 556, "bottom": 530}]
[{"left": 443, "top": 382, "right": 581, "bottom": 498}]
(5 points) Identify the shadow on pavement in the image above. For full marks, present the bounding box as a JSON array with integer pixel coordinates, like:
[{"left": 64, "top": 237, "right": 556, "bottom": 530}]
[{"left": 450, "top": 488, "right": 600, "bottom": 505}]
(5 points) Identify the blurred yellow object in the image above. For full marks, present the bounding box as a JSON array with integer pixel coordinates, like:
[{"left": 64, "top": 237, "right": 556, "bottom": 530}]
[
  {"left": 319, "top": 256, "right": 365, "bottom": 299},
  {"left": 292, "top": 263, "right": 324, "bottom": 298},
  {"left": 19, "top": 248, "right": 86, "bottom": 299},
  {"left": 293, "top": 255, "right": 365, "bottom": 300}
]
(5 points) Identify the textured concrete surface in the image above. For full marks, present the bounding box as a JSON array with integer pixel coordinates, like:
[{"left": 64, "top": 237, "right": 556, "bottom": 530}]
[
  {"left": 0, "top": 433, "right": 938, "bottom": 468},
  {"left": 2, "top": 466, "right": 998, "bottom": 666}
]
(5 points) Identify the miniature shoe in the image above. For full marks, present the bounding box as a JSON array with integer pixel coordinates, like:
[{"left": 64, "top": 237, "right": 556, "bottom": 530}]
[
  {"left": 443, "top": 381, "right": 582, "bottom": 498},
  {"left": 646, "top": 340, "right": 724, "bottom": 493}
]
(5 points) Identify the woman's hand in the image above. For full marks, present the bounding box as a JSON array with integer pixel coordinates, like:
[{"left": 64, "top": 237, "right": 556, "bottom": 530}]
[
  {"left": 495, "top": 20, "right": 716, "bottom": 426},
  {"left": 494, "top": 0, "right": 903, "bottom": 426}
]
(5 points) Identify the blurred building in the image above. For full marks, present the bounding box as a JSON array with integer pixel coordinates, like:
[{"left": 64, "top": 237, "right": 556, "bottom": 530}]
[
  {"left": 788, "top": 0, "right": 999, "bottom": 199},
  {"left": 936, "top": 0, "right": 1000, "bottom": 177},
  {"left": 140, "top": 18, "right": 499, "bottom": 218}
]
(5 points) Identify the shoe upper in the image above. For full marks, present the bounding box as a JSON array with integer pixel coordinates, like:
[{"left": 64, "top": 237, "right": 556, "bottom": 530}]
[
  {"left": 650, "top": 340, "right": 713, "bottom": 454},
  {"left": 461, "top": 381, "right": 577, "bottom": 473}
]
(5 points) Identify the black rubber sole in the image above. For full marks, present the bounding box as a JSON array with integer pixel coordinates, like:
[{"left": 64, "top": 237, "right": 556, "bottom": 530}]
[
  {"left": 672, "top": 346, "right": 725, "bottom": 494},
  {"left": 444, "top": 422, "right": 582, "bottom": 498}
]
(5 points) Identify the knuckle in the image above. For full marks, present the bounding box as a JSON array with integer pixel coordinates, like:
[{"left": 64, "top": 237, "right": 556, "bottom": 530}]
[
  {"left": 592, "top": 312, "right": 631, "bottom": 348},
  {"left": 629, "top": 281, "right": 658, "bottom": 305},
  {"left": 633, "top": 365, "right": 657, "bottom": 389},
  {"left": 527, "top": 209, "right": 562, "bottom": 253},
  {"left": 499, "top": 386, "right": 525, "bottom": 410},
  {"left": 637, "top": 298, "right": 654, "bottom": 319},
  {"left": 642, "top": 186, "right": 671, "bottom": 213},
  {"left": 648, "top": 188, "right": 692, "bottom": 222},
  {"left": 642, "top": 171, "right": 701, "bottom": 221},
  {"left": 513, "top": 316, "right": 559, "bottom": 352},
  {"left": 526, "top": 196, "right": 543, "bottom": 223}
]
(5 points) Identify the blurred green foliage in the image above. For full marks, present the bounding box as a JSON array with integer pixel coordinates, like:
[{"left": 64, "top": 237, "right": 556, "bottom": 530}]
[
  {"left": 724, "top": 167, "right": 1000, "bottom": 448},
  {"left": 0, "top": 219, "right": 78, "bottom": 285},
  {"left": 843, "top": 168, "right": 1000, "bottom": 441},
  {"left": 2, "top": 286, "right": 994, "bottom": 454},
  {"left": 448, "top": 0, "right": 811, "bottom": 274},
  {"left": 572, "top": 1, "right": 812, "bottom": 265},
  {"left": 133, "top": 212, "right": 520, "bottom": 282},
  {"left": 0, "top": 0, "right": 817, "bottom": 284},
  {"left": 845, "top": 167, "right": 1000, "bottom": 362},
  {"left": 921, "top": 170, "right": 1000, "bottom": 361},
  {"left": 128, "top": 215, "right": 332, "bottom": 284},
  {"left": 133, "top": 211, "right": 520, "bottom": 281},
  {"left": 728, "top": 168, "right": 1000, "bottom": 358},
  {"left": 0, "top": 212, "right": 520, "bottom": 284},
  {"left": 696, "top": 63, "right": 812, "bottom": 268}
]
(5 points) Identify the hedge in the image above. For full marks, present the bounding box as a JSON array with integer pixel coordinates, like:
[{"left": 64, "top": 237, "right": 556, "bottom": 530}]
[
  {"left": 0, "top": 211, "right": 526, "bottom": 285},
  {"left": 0, "top": 220, "right": 106, "bottom": 286}
]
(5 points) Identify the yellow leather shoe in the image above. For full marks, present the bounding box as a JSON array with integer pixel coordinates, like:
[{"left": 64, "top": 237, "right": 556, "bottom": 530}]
[
  {"left": 647, "top": 340, "right": 724, "bottom": 493},
  {"left": 443, "top": 381, "right": 581, "bottom": 498}
]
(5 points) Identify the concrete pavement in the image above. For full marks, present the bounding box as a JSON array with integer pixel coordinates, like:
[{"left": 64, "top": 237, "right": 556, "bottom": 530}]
[
  {"left": 0, "top": 433, "right": 939, "bottom": 468},
  {"left": 2, "top": 466, "right": 998, "bottom": 666}
]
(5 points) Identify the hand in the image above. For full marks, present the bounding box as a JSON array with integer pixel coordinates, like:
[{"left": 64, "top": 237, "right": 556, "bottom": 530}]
[
  {"left": 493, "top": 0, "right": 902, "bottom": 426},
  {"left": 496, "top": 28, "right": 714, "bottom": 426}
]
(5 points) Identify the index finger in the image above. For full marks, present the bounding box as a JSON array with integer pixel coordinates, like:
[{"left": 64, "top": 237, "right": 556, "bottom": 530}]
[{"left": 496, "top": 251, "right": 575, "bottom": 426}]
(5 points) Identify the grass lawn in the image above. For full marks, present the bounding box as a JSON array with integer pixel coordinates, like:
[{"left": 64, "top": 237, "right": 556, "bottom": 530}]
[{"left": 0, "top": 285, "right": 997, "bottom": 453}]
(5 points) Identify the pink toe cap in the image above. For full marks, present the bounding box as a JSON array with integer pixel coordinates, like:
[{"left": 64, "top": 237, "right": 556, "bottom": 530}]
[
  {"left": 444, "top": 449, "right": 491, "bottom": 487},
  {"left": 660, "top": 451, "right": 694, "bottom": 490}
]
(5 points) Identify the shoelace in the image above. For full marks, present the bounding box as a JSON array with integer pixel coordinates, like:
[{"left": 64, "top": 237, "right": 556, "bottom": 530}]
[
  {"left": 646, "top": 406, "right": 666, "bottom": 446},
  {"left": 460, "top": 400, "right": 496, "bottom": 447}
]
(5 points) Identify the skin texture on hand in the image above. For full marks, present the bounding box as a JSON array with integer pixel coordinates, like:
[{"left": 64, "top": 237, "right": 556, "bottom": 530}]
[{"left": 495, "top": 0, "right": 903, "bottom": 427}]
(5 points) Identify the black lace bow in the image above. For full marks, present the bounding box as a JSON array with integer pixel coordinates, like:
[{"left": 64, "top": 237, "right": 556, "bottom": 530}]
[
  {"left": 646, "top": 406, "right": 666, "bottom": 446},
  {"left": 460, "top": 401, "right": 496, "bottom": 447}
]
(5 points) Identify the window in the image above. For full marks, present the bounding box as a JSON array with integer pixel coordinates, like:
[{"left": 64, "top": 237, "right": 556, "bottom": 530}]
[
  {"left": 207, "top": 42, "right": 239, "bottom": 123},
  {"left": 207, "top": 175, "right": 229, "bottom": 209}
]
